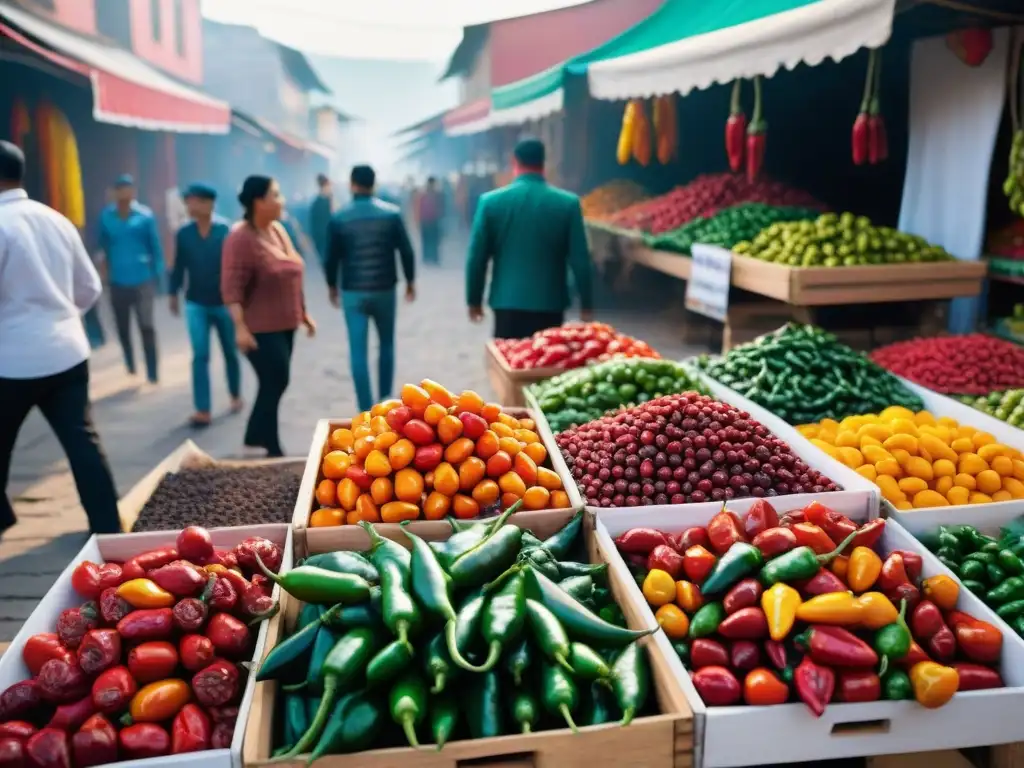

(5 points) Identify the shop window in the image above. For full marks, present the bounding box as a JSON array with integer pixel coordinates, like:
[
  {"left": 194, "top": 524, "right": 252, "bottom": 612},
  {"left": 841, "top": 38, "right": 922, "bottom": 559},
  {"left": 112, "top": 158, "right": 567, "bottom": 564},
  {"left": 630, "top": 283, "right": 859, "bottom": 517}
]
[
  {"left": 149, "top": 0, "right": 161, "bottom": 40},
  {"left": 172, "top": 0, "right": 184, "bottom": 55}
]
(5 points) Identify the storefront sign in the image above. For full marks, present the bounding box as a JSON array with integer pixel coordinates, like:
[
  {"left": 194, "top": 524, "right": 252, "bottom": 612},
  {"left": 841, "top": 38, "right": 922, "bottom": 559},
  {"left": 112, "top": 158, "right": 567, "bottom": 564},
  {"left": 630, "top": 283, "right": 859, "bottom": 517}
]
[{"left": 685, "top": 243, "right": 732, "bottom": 322}]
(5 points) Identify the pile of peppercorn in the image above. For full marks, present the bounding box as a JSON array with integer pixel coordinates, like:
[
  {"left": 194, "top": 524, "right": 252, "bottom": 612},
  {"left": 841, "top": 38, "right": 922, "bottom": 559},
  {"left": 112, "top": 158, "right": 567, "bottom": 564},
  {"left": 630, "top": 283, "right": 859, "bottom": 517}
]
[
  {"left": 256, "top": 505, "right": 659, "bottom": 757},
  {"left": 616, "top": 500, "right": 1008, "bottom": 714}
]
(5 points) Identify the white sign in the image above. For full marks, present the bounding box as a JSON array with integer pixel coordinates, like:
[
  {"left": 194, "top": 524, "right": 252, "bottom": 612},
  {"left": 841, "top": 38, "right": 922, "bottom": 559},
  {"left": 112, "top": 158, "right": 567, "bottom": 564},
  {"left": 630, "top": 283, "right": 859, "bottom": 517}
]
[{"left": 685, "top": 243, "right": 732, "bottom": 322}]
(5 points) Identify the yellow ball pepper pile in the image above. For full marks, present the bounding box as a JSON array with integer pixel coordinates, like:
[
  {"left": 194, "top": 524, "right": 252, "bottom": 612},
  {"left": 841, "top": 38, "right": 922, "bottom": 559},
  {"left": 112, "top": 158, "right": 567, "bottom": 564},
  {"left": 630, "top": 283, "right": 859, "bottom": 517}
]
[{"left": 797, "top": 406, "right": 1024, "bottom": 509}]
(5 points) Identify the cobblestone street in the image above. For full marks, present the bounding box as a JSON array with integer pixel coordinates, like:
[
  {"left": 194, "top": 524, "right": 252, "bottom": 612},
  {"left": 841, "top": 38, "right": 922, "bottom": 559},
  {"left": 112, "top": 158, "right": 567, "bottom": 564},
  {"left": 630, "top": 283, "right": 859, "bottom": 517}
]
[{"left": 0, "top": 242, "right": 705, "bottom": 639}]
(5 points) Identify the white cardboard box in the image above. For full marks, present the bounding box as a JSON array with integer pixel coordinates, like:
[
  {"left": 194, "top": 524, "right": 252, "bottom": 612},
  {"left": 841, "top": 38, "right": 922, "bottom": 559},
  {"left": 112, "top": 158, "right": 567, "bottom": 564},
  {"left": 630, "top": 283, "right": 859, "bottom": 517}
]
[
  {"left": 0, "top": 524, "right": 292, "bottom": 768},
  {"left": 595, "top": 501, "right": 1024, "bottom": 767}
]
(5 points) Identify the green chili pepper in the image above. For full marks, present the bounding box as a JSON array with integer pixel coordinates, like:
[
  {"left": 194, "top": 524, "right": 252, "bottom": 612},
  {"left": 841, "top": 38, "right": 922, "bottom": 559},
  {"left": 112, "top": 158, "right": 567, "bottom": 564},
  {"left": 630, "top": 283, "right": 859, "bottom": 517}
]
[
  {"left": 466, "top": 670, "right": 505, "bottom": 739},
  {"left": 542, "top": 662, "right": 580, "bottom": 733},
  {"left": 361, "top": 524, "right": 421, "bottom": 651},
  {"left": 430, "top": 694, "right": 458, "bottom": 751},
  {"left": 305, "top": 691, "right": 355, "bottom": 760},
  {"left": 874, "top": 599, "right": 910, "bottom": 676},
  {"left": 689, "top": 602, "right": 725, "bottom": 639},
  {"left": 999, "top": 550, "right": 1024, "bottom": 575},
  {"left": 254, "top": 554, "right": 371, "bottom": 605},
  {"left": 505, "top": 637, "right": 532, "bottom": 686},
  {"left": 359, "top": 521, "right": 411, "bottom": 567},
  {"left": 558, "top": 575, "right": 595, "bottom": 603},
  {"left": 423, "top": 633, "right": 453, "bottom": 694},
  {"left": 512, "top": 690, "right": 539, "bottom": 734},
  {"left": 524, "top": 567, "right": 656, "bottom": 647},
  {"left": 936, "top": 527, "right": 963, "bottom": 553},
  {"left": 599, "top": 604, "right": 626, "bottom": 627},
  {"left": 961, "top": 579, "right": 987, "bottom": 596},
  {"left": 700, "top": 542, "right": 764, "bottom": 595},
  {"left": 525, "top": 598, "right": 574, "bottom": 671},
  {"left": 960, "top": 560, "right": 987, "bottom": 582},
  {"left": 987, "top": 564, "right": 1008, "bottom": 585},
  {"left": 996, "top": 599, "right": 1024, "bottom": 620},
  {"left": 256, "top": 604, "right": 342, "bottom": 682},
  {"left": 282, "top": 693, "right": 308, "bottom": 749},
  {"left": 434, "top": 527, "right": 490, "bottom": 567},
  {"left": 518, "top": 547, "right": 561, "bottom": 582},
  {"left": 301, "top": 626, "right": 338, "bottom": 694},
  {"left": 302, "top": 551, "right": 379, "bottom": 584},
  {"left": 449, "top": 505, "right": 524, "bottom": 587},
  {"left": 936, "top": 547, "right": 959, "bottom": 563},
  {"left": 579, "top": 683, "right": 617, "bottom": 727},
  {"left": 672, "top": 641, "right": 690, "bottom": 665},
  {"left": 465, "top": 571, "right": 527, "bottom": 673},
  {"left": 759, "top": 530, "right": 858, "bottom": 586},
  {"left": 389, "top": 672, "right": 427, "bottom": 748},
  {"left": 453, "top": 590, "right": 486, "bottom": 664},
  {"left": 297, "top": 603, "right": 320, "bottom": 631},
  {"left": 306, "top": 695, "right": 321, "bottom": 726},
  {"left": 403, "top": 526, "right": 455, "bottom": 622},
  {"left": 965, "top": 551, "right": 997, "bottom": 565},
  {"left": 568, "top": 642, "right": 614, "bottom": 686},
  {"left": 881, "top": 669, "right": 913, "bottom": 700},
  {"left": 309, "top": 691, "right": 383, "bottom": 760},
  {"left": 543, "top": 509, "right": 584, "bottom": 560},
  {"left": 557, "top": 561, "right": 609, "bottom": 583},
  {"left": 1013, "top": 615, "right": 1024, "bottom": 637},
  {"left": 611, "top": 641, "right": 649, "bottom": 727},
  {"left": 367, "top": 639, "right": 414, "bottom": 687}
]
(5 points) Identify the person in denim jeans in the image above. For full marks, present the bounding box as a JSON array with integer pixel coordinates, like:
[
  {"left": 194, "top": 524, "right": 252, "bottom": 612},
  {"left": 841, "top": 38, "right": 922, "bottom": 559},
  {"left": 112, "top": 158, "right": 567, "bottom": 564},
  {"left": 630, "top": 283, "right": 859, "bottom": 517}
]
[
  {"left": 325, "top": 165, "right": 416, "bottom": 412},
  {"left": 168, "top": 184, "right": 241, "bottom": 427}
]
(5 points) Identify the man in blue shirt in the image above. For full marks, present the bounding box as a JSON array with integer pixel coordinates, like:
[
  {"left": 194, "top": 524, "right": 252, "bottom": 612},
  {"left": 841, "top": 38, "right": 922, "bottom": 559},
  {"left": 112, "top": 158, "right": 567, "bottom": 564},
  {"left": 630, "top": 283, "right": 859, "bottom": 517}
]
[
  {"left": 168, "top": 184, "right": 241, "bottom": 427},
  {"left": 97, "top": 174, "right": 163, "bottom": 383}
]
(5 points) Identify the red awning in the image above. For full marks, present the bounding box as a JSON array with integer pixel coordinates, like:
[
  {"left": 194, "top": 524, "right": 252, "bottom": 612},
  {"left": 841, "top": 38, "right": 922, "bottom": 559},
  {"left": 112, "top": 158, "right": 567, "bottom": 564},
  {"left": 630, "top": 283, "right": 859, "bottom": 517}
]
[
  {"left": 442, "top": 98, "right": 491, "bottom": 136},
  {"left": 0, "top": 3, "right": 229, "bottom": 134}
]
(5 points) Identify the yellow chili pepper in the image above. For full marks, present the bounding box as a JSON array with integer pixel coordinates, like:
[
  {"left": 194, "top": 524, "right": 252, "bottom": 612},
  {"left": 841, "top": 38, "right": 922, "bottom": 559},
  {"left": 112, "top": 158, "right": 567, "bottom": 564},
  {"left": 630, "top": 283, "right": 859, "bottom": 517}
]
[
  {"left": 846, "top": 546, "right": 882, "bottom": 593},
  {"left": 909, "top": 661, "right": 959, "bottom": 709},
  {"left": 795, "top": 591, "right": 864, "bottom": 625},
  {"left": 856, "top": 592, "right": 898, "bottom": 630},
  {"left": 205, "top": 564, "right": 228, "bottom": 575},
  {"left": 831, "top": 555, "right": 850, "bottom": 582},
  {"left": 129, "top": 679, "right": 192, "bottom": 722},
  {"left": 761, "top": 582, "right": 801, "bottom": 641},
  {"left": 655, "top": 604, "right": 689, "bottom": 639},
  {"left": 642, "top": 569, "right": 676, "bottom": 607},
  {"left": 116, "top": 578, "right": 175, "bottom": 609},
  {"left": 922, "top": 575, "right": 959, "bottom": 612},
  {"left": 675, "top": 580, "right": 703, "bottom": 614}
]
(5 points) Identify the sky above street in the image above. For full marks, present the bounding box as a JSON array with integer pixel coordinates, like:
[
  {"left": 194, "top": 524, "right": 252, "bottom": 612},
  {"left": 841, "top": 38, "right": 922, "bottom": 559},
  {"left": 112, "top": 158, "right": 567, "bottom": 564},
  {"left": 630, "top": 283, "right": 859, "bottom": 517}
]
[{"left": 201, "top": 0, "right": 592, "bottom": 61}]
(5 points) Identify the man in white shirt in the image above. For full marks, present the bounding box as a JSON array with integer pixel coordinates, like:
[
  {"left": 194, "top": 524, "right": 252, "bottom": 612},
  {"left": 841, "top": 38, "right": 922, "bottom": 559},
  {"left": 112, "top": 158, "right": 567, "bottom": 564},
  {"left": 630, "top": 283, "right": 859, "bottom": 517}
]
[{"left": 0, "top": 141, "right": 121, "bottom": 535}]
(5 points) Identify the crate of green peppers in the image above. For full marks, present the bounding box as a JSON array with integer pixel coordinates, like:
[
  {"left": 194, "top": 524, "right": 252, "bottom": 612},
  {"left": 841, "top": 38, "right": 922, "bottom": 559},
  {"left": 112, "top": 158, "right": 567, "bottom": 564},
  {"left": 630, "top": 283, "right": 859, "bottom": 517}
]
[
  {"left": 643, "top": 203, "right": 821, "bottom": 257},
  {"left": 241, "top": 505, "right": 692, "bottom": 768}
]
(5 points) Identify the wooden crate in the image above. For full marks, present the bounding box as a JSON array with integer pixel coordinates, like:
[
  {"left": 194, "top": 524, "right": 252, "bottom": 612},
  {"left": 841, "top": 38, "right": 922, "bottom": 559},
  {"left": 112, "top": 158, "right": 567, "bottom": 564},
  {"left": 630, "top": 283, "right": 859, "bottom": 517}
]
[
  {"left": 485, "top": 340, "right": 562, "bottom": 408},
  {"left": 242, "top": 512, "right": 694, "bottom": 768}
]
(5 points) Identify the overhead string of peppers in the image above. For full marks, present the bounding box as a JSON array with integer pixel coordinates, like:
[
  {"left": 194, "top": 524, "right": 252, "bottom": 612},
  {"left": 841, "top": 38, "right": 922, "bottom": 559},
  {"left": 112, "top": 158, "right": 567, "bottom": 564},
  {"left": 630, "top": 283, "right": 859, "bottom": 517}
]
[
  {"left": 725, "top": 79, "right": 747, "bottom": 173},
  {"left": 746, "top": 76, "right": 767, "bottom": 182},
  {"left": 853, "top": 49, "right": 888, "bottom": 166}
]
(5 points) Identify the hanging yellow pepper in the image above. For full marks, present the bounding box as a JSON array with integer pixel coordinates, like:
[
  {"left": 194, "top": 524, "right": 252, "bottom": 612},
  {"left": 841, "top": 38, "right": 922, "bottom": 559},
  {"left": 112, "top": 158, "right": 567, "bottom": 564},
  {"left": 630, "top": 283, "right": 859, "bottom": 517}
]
[
  {"left": 116, "top": 578, "right": 175, "bottom": 609},
  {"left": 921, "top": 575, "right": 959, "bottom": 611},
  {"left": 847, "top": 546, "right": 883, "bottom": 593},
  {"left": 632, "top": 100, "right": 652, "bottom": 167},
  {"left": 856, "top": 592, "right": 898, "bottom": 629},
  {"left": 616, "top": 101, "right": 638, "bottom": 165},
  {"left": 761, "top": 582, "right": 801, "bottom": 641},
  {"left": 909, "top": 661, "right": 959, "bottom": 709},
  {"left": 795, "top": 592, "right": 864, "bottom": 625}
]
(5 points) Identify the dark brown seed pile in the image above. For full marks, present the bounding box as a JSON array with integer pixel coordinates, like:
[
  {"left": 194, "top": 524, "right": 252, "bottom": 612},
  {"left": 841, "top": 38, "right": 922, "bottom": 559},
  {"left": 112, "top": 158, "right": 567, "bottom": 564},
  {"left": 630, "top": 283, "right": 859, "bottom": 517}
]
[{"left": 131, "top": 463, "right": 305, "bottom": 532}]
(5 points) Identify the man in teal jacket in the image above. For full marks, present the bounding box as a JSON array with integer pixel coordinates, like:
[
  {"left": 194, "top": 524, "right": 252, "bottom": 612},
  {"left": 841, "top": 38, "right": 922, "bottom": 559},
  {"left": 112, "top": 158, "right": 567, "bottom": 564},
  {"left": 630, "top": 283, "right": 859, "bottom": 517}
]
[{"left": 466, "top": 138, "right": 594, "bottom": 338}]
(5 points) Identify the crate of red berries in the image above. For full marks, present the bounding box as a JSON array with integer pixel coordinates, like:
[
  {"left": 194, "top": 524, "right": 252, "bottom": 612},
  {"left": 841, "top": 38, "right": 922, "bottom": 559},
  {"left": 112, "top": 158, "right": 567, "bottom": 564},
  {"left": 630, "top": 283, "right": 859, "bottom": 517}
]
[
  {"left": 0, "top": 523, "right": 292, "bottom": 768},
  {"left": 596, "top": 498, "right": 1024, "bottom": 767}
]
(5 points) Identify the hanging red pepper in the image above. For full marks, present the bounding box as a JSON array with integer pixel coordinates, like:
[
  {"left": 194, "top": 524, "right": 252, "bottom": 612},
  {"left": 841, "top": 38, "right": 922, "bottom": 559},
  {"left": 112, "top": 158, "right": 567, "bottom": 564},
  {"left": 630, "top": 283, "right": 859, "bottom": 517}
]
[
  {"left": 868, "top": 49, "right": 888, "bottom": 164},
  {"left": 852, "top": 49, "right": 875, "bottom": 165},
  {"left": 725, "top": 79, "right": 747, "bottom": 172},
  {"left": 745, "top": 76, "right": 767, "bottom": 182}
]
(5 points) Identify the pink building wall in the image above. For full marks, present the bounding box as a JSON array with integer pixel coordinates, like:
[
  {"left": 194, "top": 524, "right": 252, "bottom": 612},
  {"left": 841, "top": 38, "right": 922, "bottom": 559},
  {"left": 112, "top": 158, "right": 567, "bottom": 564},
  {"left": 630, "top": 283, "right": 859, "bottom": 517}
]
[
  {"left": 127, "top": 0, "right": 203, "bottom": 84},
  {"left": 25, "top": 0, "right": 97, "bottom": 35}
]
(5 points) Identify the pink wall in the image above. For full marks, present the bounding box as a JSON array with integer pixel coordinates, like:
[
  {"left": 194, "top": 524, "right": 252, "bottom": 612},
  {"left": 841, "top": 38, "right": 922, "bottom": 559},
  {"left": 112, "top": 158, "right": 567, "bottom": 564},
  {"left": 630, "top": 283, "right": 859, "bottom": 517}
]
[
  {"left": 128, "top": 0, "right": 203, "bottom": 84},
  {"left": 28, "top": 0, "right": 97, "bottom": 35}
]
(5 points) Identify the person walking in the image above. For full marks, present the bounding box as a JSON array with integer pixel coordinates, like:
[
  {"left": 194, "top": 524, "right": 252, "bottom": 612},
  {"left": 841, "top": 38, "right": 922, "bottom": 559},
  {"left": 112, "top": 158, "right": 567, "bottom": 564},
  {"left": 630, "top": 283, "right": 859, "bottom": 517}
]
[
  {"left": 325, "top": 165, "right": 416, "bottom": 412},
  {"left": 417, "top": 176, "right": 443, "bottom": 266},
  {"left": 0, "top": 141, "right": 121, "bottom": 536},
  {"left": 97, "top": 173, "right": 163, "bottom": 384},
  {"left": 466, "top": 138, "right": 594, "bottom": 338},
  {"left": 168, "top": 183, "right": 242, "bottom": 427},
  {"left": 309, "top": 173, "right": 332, "bottom": 265},
  {"left": 221, "top": 175, "right": 316, "bottom": 458}
]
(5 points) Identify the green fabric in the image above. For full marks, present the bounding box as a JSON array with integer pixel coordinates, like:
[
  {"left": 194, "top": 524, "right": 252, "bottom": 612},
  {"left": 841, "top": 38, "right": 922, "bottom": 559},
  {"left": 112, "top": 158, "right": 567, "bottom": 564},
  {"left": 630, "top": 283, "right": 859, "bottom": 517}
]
[
  {"left": 491, "top": 0, "right": 825, "bottom": 112},
  {"left": 466, "top": 175, "right": 594, "bottom": 313}
]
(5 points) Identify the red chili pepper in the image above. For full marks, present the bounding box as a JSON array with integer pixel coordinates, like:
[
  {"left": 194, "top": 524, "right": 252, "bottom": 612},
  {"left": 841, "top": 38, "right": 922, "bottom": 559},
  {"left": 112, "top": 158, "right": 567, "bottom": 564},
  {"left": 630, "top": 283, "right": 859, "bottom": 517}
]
[
  {"left": 116, "top": 608, "right": 173, "bottom": 642},
  {"left": 22, "top": 634, "right": 74, "bottom": 677},
  {"left": 898, "top": 640, "right": 931, "bottom": 668},
  {"left": 205, "top": 613, "right": 251, "bottom": 658},
  {"left": 97, "top": 587, "right": 132, "bottom": 625},
  {"left": 764, "top": 640, "right": 788, "bottom": 672},
  {"left": 795, "top": 625, "right": 879, "bottom": 668},
  {"left": 910, "top": 600, "right": 944, "bottom": 640},
  {"left": 682, "top": 545, "right": 716, "bottom": 585},
  {"left": 837, "top": 670, "right": 881, "bottom": 703},
  {"left": 176, "top": 526, "right": 215, "bottom": 565},
  {"left": 149, "top": 561, "right": 207, "bottom": 597},
  {"left": 866, "top": 50, "right": 886, "bottom": 165},
  {"left": 55, "top": 603, "right": 99, "bottom": 651},
  {"left": 0, "top": 681, "right": 41, "bottom": 722},
  {"left": 191, "top": 661, "right": 241, "bottom": 708},
  {"left": 751, "top": 527, "right": 797, "bottom": 559},
  {"left": 952, "top": 662, "right": 1003, "bottom": 691},
  {"left": 238, "top": 586, "right": 277, "bottom": 623},
  {"left": 723, "top": 578, "right": 763, "bottom": 615},
  {"left": 778, "top": 508, "right": 807, "bottom": 528},
  {"left": 874, "top": 115, "right": 889, "bottom": 162},
  {"left": 95, "top": 563, "right": 122, "bottom": 592},
  {"left": 725, "top": 79, "right": 747, "bottom": 173},
  {"left": 120, "top": 560, "right": 146, "bottom": 582},
  {"left": 614, "top": 528, "right": 671, "bottom": 555},
  {"left": 791, "top": 523, "right": 838, "bottom": 555},
  {"left": 129, "top": 547, "right": 179, "bottom": 573},
  {"left": 745, "top": 76, "right": 767, "bottom": 182},
  {"left": 885, "top": 582, "right": 921, "bottom": 613},
  {"left": 741, "top": 499, "right": 778, "bottom": 540},
  {"left": 208, "top": 575, "right": 239, "bottom": 612},
  {"left": 690, "top": 639, "right": 730, "bottom": 669},
  {"left": 24, "top": 729, "right": 69, "bottom": 768},
  {"left": 691, "top": 665, "right": 741, "bottom": 706},
  {"left": 877, "top": 552, "right": 909, "bottom": 592},
  {"left": 71, "top": 714, "right": 118, "bottom": 768},
  {"left": 0, "top": 738, "right": 24, "bottom": 768},
  {"left": 46, "top": 695, "right": 96, "bottom": 732},
  {"left": 173, "top": 598, "right": 209, "bottom": 633},
  {"left": 233, "top": 537, "right": 282, "bottom": 575},
  {"left": 795, "top": 568, "right": 848, "bottom": 597},
  {"left": 719, "top": 607, "right": 769, "bottom": 640},
  {"left": 671, "top": 527, "right": 710, "bottom": 554},
  {"left": 647, "top": 545, "right": 685, "bottom": 580},
  {"left": 0, "top": 723, "right": 35, "bottom": 742},
  {"left": 801, "top": 502, "right": 857, "bottom": 546},
  {"left": 946, "top": 611, "right": 1002, "bottom": 664},
  {"left": 171, "top": 703, "right": 212, "bottom": 754},
  {"left": 70, "top": 563, "right": 104, "bottom": 600},
  {"left": 90, "top": 666, "right": 137, "bottom": 715},
  {"left": 927, "top": 625, "right": 957, "bottom": 663},
  {"left": 76, "top": 629, "right": 121, "bottom": 677},
  {"left": 890, "top": 550, "right": 923, "bottom": 583},
  {"left": 852, "top": 111, "right": 870, "bottom": 166},
  {"left": 179, "top": 635, "right": 216, "bottom": 672},
  {"left": 794, "top": 657, "right": 835, "bottom": 717},
  {"left": 37, "top": 659, "right": 88, "bottom": 704},
  {"left": 118, "top": 723, "right": 170, "bottom": 759},
  {"left": 730, "top": 640, "right": 761, "bottom": 672},
  {"left": 211, "top": 721, "right": 234, "bottom": 749},
  {"left": 707, "top": 508, "right": 746, "bottom": 555},
  {"left": 208, "top": 549, "right": 238, "bottom": 570},
  {"left": 206, "top": 705, "right": 239, "bottom": 724},
  {"left": 848, "top": 519, "right": 885, "bottom": 551},
  {"left": 127, "top": 641, "right": 180, "bottom": 684},
  {"left": 250, "top": 575, "right": 273, "bottom": 598},
  {"left": 218, "top": 569, "right": 252, "bottom": 599}
]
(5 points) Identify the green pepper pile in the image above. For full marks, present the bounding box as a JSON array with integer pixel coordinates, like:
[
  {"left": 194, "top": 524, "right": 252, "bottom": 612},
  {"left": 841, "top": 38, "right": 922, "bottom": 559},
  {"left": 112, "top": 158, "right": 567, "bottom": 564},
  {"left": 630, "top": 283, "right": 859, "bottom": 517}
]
[
  {"left": 733, "top": 212, "right": 953, "bottom": 267},
  {"left": 531, "top": 358, "right": 705, "bottom": 432},
  {"left": 256, "top": 505, "right": 656, "bottom": 758},
  {"left": 694, "top": 323, "right": 923, "bottom": 424},
  {"left": 957, "top": 389, "right": 1024, "bottom": 428},
  {"left": 644, "top": 203, "right": 820, "bottom": 256},
  {"left": 925, "top": 522, "right": 1024, "bottom": 637}
]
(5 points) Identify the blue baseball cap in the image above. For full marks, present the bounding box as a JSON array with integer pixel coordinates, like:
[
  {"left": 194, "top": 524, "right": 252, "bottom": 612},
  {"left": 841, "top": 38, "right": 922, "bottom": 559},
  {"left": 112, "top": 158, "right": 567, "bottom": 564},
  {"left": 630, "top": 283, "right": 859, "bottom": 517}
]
[
  {"left": 183, "top": 182, "right": 217, "bottom": 200},
  {"left": 114, "top": 173, "right": 134, "bottom": 188}
]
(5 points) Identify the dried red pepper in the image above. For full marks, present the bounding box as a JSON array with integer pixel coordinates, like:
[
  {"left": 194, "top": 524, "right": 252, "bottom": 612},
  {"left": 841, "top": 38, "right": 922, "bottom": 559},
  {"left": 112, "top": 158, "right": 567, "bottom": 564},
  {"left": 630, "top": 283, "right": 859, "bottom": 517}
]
[
  {"left": 97, "top": 587, "right": 132, "bottom": 625},
  {"left": 71, "top": 714, "right": 118, "bottom": 768},
  {"left": 745, "top": 76, "right": 767, "bottom": 182},
  {"left": 211, "top": 721, "right": 234, "bottom": 749},
  {"left": 208, "top": 575, "right": 239, "bottom": 612},
  {"left": 56, "top": 603, "right": 99, "bottom": 650},
  {"left": 24, "top": 729, "right": 69, "bottom": 768},
  {"left": 0, "top": 723, "right": 35, "bottom": 742},
  {"left": 725, "top": 78, "right": 747, "bottom": 173},
  {"left": 37, "top": 659, "right": 88, "bottom": 704},
  {"left": 46, "top": 695, "right": 96, "bottom": 732},
  {"left": 77, "top": 629, "right": 121, "bottom": 677},
  {"left": 171, "top": 703, "right": 212, "bottom": 754},
  {"left": 191, "top": 661, "right": 241, "bottom": 708},
  {"left": 173, "top": 598, "right": 209, "bottom": 633},
  {"left": 0, "top": 681, "right": 41, "bottom": 722},
  {"left": 233, "top": 537, "right": 281, "bottom": 575},
  {"left": 22, "top": 634, "right": 74, "bottom": 677},
  {"left": 206, "top": 705, "right": 239, "bottom": 724},
  {"left": 0, "top": 738, "right": 24, "bottom": 768},
  {"left": 90, "top": 666, "right": 137, "bottom": 715},
  {"left": 238, "top": 586, "right": 277, "bottom": 623}
]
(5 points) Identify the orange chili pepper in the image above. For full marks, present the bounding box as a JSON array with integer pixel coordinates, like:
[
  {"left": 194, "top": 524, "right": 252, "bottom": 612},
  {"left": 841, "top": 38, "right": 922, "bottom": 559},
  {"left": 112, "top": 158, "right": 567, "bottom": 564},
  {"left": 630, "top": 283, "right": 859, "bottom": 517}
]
[
  {"left": 116, "top": 579, "right": 175, "bottom": 609},
  {"left": 129, "top": 679, "right": 191, "bottom": 722},
  {"left": 846, "top": 546, "right": 882, "bottom": 593},
  {"left": 909, "top": 661, "right": 958, "bottom": 709},
  {"left": 921, "top": 575, "right": 959, "bottom": 612},
  {"left": 831, "top": 555, "right": 850, "bottom": 582},
  {"left": 675, "top": 581, "right": 703, "bottom": 614}
]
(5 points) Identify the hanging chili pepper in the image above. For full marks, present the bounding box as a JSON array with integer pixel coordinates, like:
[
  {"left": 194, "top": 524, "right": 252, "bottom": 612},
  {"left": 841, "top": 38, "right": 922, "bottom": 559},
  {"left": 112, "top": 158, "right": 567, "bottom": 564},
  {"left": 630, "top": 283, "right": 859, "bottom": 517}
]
[
  {"left": 725, "top": 79, "right": 747, "bottom": 173},
  {"left": 795, "top": 625, "right": 879, "bottom": 668},
  {"left": 868, "top": 49, "right": 888, "bottom": 163},
  {"left": 745, "top": 76, "right": 767, "bottom": 182},
  {"left": 794, "top": 657, "right": 834, "bottom": 717},
  {"left": 852, "top": 49, "right": 875, "bottom": 165}
]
